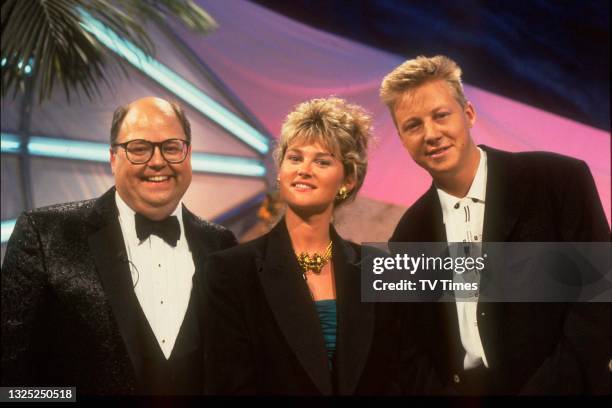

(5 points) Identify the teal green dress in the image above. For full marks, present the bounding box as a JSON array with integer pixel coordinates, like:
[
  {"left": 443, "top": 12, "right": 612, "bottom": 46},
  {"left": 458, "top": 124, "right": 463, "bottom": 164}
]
[{"left": 314, "top": 299, "right": 337, "bottom": 370}]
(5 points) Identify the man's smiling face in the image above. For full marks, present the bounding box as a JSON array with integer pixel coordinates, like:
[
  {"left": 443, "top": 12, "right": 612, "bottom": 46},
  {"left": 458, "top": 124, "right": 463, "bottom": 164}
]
[
  {"left": 393, "top": 79, "right": 477, "bottom": 178},
  {"left": 111, "top": 97, "right": 192, "bottom": 220}
]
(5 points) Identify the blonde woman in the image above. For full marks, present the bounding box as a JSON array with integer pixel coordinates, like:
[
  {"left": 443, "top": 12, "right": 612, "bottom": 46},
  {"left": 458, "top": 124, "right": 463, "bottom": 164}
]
[{"left": 199, "top": 97, "right": 416, "bottom": 395}]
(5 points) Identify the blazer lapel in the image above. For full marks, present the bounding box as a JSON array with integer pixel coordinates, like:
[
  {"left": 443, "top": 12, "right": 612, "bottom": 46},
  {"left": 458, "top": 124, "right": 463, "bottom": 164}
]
[
  {"left": 332, "top": 229, "right": 375, "bottom": 395},
  {"left": 86, "top": 188, "right": 151, "bottom": 384},
  {"left": 257, "top": 220, "right": 333, "bottom": 395},
  {"left": 478, "top": 146, "right": 529, "bottom": 368},
  {"left": 182, "top": 206, "right": 206, "bottom": 265},
  {"left": 171, "top": 207, "right": 206, "bottom": 360},
  {"left": 409, "top": 148, "right": 523, "bottom": 243},
  {"left": 418, "top": 185, "right": 465, "bottom": 373},
  {"left": 418, "top": 185, "right": 447, "bottom": 242},
  {"left": 481, "top": 145, "right": 523, "bottom": 243}
]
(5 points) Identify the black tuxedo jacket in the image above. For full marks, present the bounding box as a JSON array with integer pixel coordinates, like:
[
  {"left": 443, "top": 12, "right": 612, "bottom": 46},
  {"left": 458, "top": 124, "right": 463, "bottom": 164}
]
[
  {"left": 198, "top": 218, "right": 425, "bottom": 395},
  {"left": 1, "top": 187, "right": 237, "bottom": 395},
  {"left": 391, "top": 146, "right": 610, "bottom": 395}
]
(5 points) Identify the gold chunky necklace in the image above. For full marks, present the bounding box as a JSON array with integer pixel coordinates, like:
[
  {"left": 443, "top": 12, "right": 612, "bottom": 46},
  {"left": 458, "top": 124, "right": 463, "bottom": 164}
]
[{"left": 296, "top": 241, "right": 333, "bottom": 279}]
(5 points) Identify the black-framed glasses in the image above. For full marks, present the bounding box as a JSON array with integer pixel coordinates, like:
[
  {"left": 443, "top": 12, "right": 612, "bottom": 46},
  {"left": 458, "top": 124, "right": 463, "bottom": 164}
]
[{"left": 112, "top": 139, "right": 191, "bottom": 164}]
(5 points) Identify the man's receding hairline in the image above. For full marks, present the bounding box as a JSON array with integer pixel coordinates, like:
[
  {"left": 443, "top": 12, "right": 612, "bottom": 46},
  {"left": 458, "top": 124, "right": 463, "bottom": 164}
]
[{"left": 125, "top": 98, "right": 177, "bottom": 117}]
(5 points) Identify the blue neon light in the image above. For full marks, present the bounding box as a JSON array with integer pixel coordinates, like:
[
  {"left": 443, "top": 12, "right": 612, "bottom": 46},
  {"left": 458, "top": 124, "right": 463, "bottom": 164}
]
[
  {"left": 3, "top": 134, "right": 264, "bottom": 177},
  {"left": 192, "top": 152, "right": 266, "bottom": 177},
  {"left": 28, "top": 136, "right": 110, "bottom": 162},
  {"left": 79, "top": 10, "right": 270, "bottom": 155},
  {"left": 1, "top": 133, "right": 22, "bottom": 153},
  {"left": 1, "top": 219, "right": 17, "bottom": 244}
]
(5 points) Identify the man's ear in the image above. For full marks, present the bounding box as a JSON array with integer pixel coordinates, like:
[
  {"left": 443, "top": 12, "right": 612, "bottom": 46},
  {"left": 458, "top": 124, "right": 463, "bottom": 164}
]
[{"left": 464, "top": 101, "right": 477, "bottom": 128}]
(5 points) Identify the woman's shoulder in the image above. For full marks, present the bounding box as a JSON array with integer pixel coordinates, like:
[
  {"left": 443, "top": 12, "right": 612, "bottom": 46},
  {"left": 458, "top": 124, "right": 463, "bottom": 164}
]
[
  {"left": 200, "top": 238, "right": 267, "bottom": 289},
  {"left": 207, "top": 233, "right": 268, "bottom": 265},
  {"left": 335, "top": 235, "right": 387, "bottom": 263}
]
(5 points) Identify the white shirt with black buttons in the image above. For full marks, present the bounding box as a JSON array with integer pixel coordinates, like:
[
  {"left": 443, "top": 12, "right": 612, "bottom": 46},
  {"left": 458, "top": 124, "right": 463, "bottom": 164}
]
[
  {"left": 116, "top": 192, "right": 195, "bottom": 359},
  {"left": 437, "top": 147, "right": 489, "bottom": 370}
]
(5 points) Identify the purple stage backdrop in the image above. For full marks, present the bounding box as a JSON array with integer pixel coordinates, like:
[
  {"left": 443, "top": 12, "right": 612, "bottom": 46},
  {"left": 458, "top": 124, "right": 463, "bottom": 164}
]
[
  {"left": 1, "top": 0, "right": 609, "bottom": 252},
  {"left": 176, "top": 0, "right": 610, "bottom": 223}
]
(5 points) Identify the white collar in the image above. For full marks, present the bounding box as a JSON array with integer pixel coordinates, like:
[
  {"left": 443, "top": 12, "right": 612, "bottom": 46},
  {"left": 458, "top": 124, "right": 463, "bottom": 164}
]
[{"left": 437, "top": 147, "right": 488, "bottom": 214}]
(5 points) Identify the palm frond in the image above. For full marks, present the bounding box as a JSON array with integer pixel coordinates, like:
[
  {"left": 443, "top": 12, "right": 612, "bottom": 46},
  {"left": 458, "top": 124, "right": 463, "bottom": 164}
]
[{"left": 1, "top": 0, "right": 217, "bottom": 104}]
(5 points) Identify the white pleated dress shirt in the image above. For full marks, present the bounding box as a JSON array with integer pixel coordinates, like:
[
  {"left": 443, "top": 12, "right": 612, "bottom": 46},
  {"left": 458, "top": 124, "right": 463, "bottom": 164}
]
[
  {"left": 115, "top": 192, "right": 195, "bottom": 359},
  {"left": 437, "top": 147, "right": 489, "bottom": 370}
]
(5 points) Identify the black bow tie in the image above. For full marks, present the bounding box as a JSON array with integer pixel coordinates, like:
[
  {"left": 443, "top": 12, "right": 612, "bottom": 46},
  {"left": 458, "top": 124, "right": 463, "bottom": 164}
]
[{"left": 135, "top": 213, "right": 180, "bottom": 247}]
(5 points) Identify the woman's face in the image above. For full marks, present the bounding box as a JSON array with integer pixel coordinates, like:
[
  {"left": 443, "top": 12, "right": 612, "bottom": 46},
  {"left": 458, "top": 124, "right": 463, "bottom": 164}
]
[{"left": 279, "top": 141, "right": 351, "bottom": 216}]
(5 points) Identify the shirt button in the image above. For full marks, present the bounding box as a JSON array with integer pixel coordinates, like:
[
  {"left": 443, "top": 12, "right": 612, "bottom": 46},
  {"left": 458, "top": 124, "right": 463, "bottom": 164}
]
[
  {"left": 454, "top": 203, "right": 460, "bottom": 209},
  {"left": 162, "top": 339, "right": 166, "bottom": 343},
  {"left": 160, "top": 300, "right": 164, "bottom": 304},
  {"left": 481, "top": 312, "right": 486, "bottom": 316},
  {"left": 453, "top": 374, "right": 461, "bottom": 383},
  {"left": 471, "top": 198, "right": 478, "bottom": 203}
]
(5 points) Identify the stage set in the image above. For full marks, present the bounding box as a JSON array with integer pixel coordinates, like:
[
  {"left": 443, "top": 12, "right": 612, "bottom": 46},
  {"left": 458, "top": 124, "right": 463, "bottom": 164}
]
[
  {"left": 0, "top": 0, "right": 610, "bottom": 399},
  {"left": 1, "top": 0, "right": 609, "bottom": 259}
]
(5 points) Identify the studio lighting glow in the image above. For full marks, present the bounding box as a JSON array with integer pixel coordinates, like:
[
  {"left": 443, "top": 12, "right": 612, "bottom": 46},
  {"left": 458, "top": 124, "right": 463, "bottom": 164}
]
[
  {"left": 1, "top": 133, "right": 22, "bottom": 153},
  {"left": 2, "top": 134, "right": 265, "bottom": 177},
  {"left": 1, "top": 219, "right": 17, "bottom": 244},
  {"left": 192, "top": 152, "right": 266, "bottom": 177},
  {"left": 28, "top": 136, "right": 110, "bottom": 162},
  {"left": 79, "top": 10, "right": 270, "bottom": 155}
]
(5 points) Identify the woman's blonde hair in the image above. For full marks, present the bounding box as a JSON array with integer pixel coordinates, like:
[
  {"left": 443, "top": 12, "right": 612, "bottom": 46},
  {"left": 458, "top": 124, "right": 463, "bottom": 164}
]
[{"left": 275, "top": 97, "right": 372, "bottom": 205}]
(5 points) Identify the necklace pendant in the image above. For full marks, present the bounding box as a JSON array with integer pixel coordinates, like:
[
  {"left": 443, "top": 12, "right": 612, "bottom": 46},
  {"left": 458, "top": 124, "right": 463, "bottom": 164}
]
[{"left": 296, "top": 241, "right": 333, "bottom": 279}]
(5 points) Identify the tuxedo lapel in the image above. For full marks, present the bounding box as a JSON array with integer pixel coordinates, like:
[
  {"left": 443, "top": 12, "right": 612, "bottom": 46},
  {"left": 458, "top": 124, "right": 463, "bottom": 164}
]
[
  {"left": 170, "top": 207, "right": 204, "bottom": 361},
  {"left": 182, "top": 206, "right": 206, "bottom": 265},
  {"left": 332, "top": 229, "right": 375, "bottom": 395},
  {"left": 86, "top": 188, "right": 152, "bottom": 384},
  {"left": 257, "top": 220, "right": 333, "bottom": 395}
]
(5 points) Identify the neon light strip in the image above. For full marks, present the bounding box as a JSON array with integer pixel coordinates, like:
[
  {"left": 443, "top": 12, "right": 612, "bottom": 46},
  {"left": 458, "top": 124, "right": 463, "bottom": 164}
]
[
  {"left": 192, "top": 152, "right": 265, "bottom": 177},
  {"left": 2, "top": 133, "right": 265, "bottom": 177},
  {"left": 1, "top": 219, "right": 17, "bottom": 244},
  {"left": 79, "top": 10, "right": 270, "bottom": 155},
  {"left": 1, "top": 133, "right": 22, "bottom": 153},
  {"left": 28, "top": 136, "right": 110, "bottom": 162}
]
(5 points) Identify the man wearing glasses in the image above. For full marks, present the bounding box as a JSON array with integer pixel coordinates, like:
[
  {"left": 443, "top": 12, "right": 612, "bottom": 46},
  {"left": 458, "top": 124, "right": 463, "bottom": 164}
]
[{"left": 1, "top": 97, "right": 237, "bottom": 395}]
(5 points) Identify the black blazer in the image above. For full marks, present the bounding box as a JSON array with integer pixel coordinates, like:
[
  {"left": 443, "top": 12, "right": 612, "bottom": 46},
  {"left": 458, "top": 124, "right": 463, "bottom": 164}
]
[
  {"left": 391, "top": 146, "right": 610, "bottom": 395},
  {"left": 1, "top": 187, "right": 237, "bottom": 395},
  {"left": 199, "top": 218, "right": 421, "bottom": 396}
]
